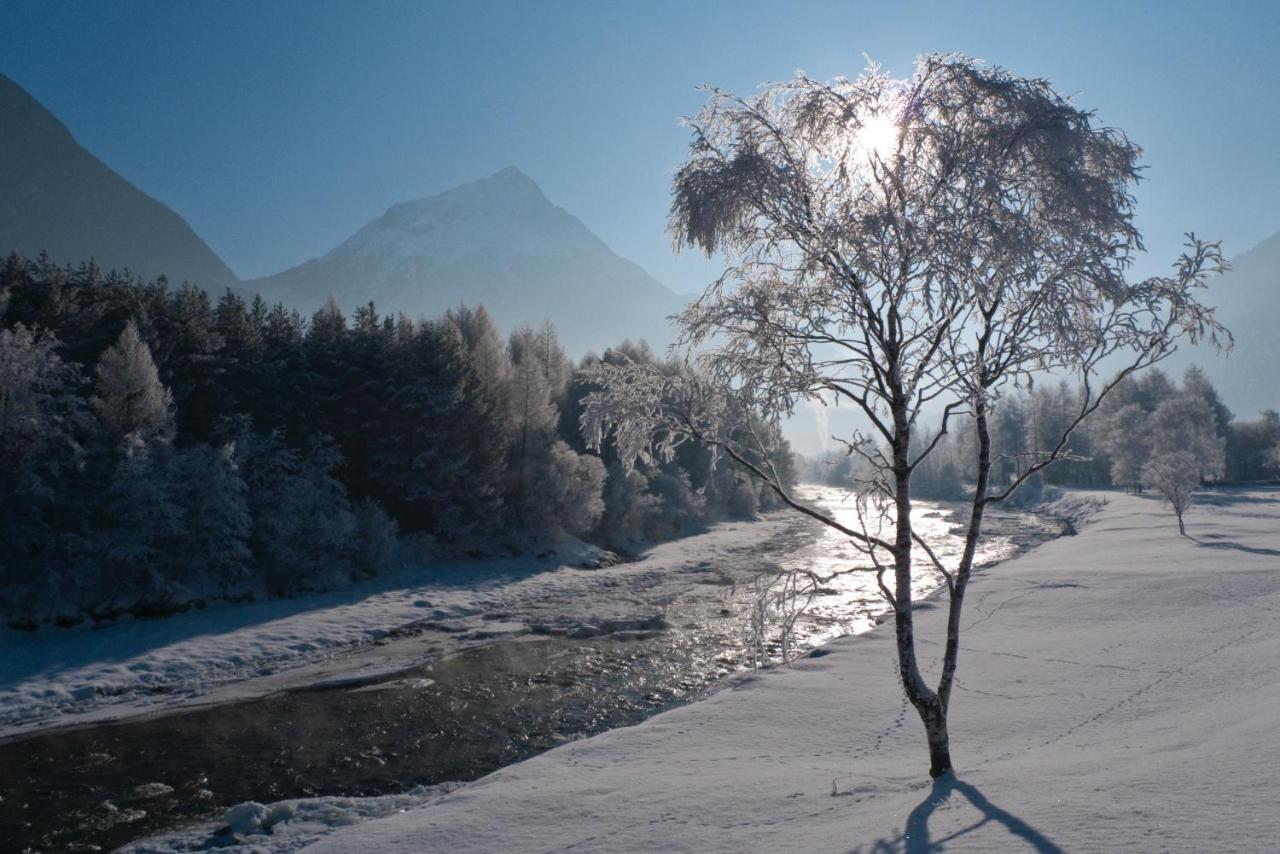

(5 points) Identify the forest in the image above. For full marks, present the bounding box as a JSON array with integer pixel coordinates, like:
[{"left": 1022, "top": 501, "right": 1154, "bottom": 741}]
[
  {"left": 0, "top": 253, "right": 792, "bottom": 628},
  {"left": 3, "top": 251, "right": 1274, "bottom": 630},
  {"left": 804, "top": 366, "right": 1278, "bottom": 503}
]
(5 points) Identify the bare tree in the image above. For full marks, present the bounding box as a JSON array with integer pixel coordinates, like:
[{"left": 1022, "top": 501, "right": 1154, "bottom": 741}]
[
  {"left": 583, "top": 55, "right": 1227, "bottom": 778},
  {"left": 1143, "top": 396, "right": 1226, "bottom": 535}
]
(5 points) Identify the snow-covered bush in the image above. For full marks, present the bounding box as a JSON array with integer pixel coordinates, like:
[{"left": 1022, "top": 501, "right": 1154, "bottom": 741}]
[{"left": 352, "top": 498, "right": 399, "bottom": 578}]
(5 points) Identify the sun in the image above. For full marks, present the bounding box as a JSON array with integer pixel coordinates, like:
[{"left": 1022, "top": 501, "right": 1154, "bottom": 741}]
[{"left": 856, "top": 114, "right": 899, "bottom": 161}]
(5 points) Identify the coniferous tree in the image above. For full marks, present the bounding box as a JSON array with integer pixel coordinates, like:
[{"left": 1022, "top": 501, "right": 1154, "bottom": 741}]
[
  {"left": 91, "top": 320, "right": 174, "bottom": 443},
  {"left": 175, "top": 442, "right": 253, "bottom": 592}
]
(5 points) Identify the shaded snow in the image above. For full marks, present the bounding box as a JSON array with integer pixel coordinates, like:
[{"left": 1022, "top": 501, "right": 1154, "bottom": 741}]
[
  {"left": 120, "top": 783, "right": 463, "bottom": 853},
  {"left": 258, "top": 488, "right": 1280, "bottom": 852}
]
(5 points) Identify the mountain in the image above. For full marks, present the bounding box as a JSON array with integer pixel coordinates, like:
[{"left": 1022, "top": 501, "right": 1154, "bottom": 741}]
[
  {"left": 0, "top": 73, "right": 238, "bottom": 291},
  {"left": 1167, "top": 230, "right": 1280, "bottom": 418},
  {"left": 253, "top": 167, "right": 687, "bottom": 356}
]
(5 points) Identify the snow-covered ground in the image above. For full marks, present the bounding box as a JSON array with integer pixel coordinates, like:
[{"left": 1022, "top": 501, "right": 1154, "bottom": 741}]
[
  {"left": 0, "top": 511, "right": 812, "bottom": 738},
  {"left": 132, "top": 487, "right": 1280, "bottom": 852}
]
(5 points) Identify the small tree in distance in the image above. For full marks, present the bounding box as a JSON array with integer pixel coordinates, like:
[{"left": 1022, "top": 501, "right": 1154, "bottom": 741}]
[
  {"left": 1143, "top": 395, "right": 1226, "bottom": 535},
  {"left": 584, "top": 54, "right": 1228, "bottom": 778}
]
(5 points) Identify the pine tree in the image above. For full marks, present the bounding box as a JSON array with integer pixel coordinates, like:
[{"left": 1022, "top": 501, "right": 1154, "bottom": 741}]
[
  {"left": 0, "top": 324, "right": 88, "bottom": 617},
  {"left": 99, "top": 435, "right": 185, "bottom": 609},
  {"left": 175, "top": 442, "right": 253, "bottom": 592},
  {"left": 91, "top": 320, "right": 174, "bottom": 442}
]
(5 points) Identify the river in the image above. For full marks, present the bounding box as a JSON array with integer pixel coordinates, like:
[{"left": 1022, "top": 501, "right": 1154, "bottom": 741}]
[{"left": 0, "top": 486, "right": 1058, "bottom": 851}]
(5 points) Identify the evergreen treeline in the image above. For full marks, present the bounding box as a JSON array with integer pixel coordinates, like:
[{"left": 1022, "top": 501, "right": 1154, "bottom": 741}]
[
  {"left": 804, "top": 366, "right": 1278, "bottom": 499},
  {"left": 0, "top": 254, "right": 791, "bottom": 628}
]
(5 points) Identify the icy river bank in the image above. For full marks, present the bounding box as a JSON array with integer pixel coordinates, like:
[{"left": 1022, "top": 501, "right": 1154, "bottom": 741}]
[{"left": 0, "top": 486, "right": 1060, "bottom": 851}]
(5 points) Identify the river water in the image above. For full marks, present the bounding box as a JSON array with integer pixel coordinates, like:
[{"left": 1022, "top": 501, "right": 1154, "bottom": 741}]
[{"left": 0, "top": 487, "right": 1057, "bottom": 852}]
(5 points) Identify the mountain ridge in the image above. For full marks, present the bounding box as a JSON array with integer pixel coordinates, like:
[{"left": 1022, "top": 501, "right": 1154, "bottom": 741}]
[{"left": 0, "top": 73, "right": 240, "bottom": 292}]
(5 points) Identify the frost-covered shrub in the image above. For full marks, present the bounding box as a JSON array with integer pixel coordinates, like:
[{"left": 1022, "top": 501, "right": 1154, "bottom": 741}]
[
  {"left": 724, "top": 474, "right": 760, "bottom": 519},
  {"left": 352, "top": 498, "right": 399, "bottom": 578},
  {"left": 644, "top": 468, "right": 705, "bottom": 540},
  {"left": 537, "top": 441, "right": 607, "bottom": 539},
  {"left": 595, "top": 464, "right": 661, "bottom": 550},
  {"left": 235, "top": 429, "right": 357, "bottom": 595}
]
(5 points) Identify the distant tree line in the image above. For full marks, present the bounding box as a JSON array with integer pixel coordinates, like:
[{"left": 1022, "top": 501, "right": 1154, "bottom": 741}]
[
  {"left": 804, "top": 364, "right": 1276, "bottom": 503},
  {"left": 0, "top": 254, "right": 792, "bottom": 627}
]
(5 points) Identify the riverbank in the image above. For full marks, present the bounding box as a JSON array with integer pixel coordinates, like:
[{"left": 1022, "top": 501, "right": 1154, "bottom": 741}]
[
  {"left": 1, "top": 486, "right": 1055, "bottom": 744},
  {"left": 0, "top": 511, "right": 814, "bottom": 741},
  {"left": 260, "top": 487, "right": 1280, "bottom": 852}
]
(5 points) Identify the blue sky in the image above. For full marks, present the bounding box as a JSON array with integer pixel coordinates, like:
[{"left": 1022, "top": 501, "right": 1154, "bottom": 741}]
[{"left": 4, "top": 0, "right": 1279, "bottom": 294}]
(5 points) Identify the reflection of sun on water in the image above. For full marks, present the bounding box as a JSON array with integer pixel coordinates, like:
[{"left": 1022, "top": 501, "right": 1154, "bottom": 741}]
[
  {"left": 856, "top": 113, "right": 899, "bottom": 161},
  {"left": 773, "top": 484, "right": 1016, "bottom": 649}
]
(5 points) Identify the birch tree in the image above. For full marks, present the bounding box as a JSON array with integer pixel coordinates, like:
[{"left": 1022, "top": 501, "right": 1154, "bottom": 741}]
[
  {"left": 1143, "top": 395, "right": 1226, "bottom": 535},
  {"left": 584, "top": 54, "right": 1227, "bottom": 778}
]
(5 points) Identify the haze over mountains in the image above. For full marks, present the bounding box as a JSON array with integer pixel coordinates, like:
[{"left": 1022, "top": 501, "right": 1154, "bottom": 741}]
[
  {"left": 1166, "top": 230, "right": 1280, "bottom": 419},
  {"left": 251, "top": 166, "right": 686, "bottom": 355},
  {"left": 0, "top": 74, "right": 684, "bottom": 356},
  {"left": 1, "top": 71, "right": 1275, "bottom": 405}
]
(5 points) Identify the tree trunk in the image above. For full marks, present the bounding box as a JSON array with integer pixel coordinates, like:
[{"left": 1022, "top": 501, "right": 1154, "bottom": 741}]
[
  {"left": 938, "top": 392, "right": 992, "bottom": 715},
  {"left": 921, "top": 699, "right": 953, "bottom": 778},
  {"left": 889, "top": 399, "right": 952, "bottom": 777}
]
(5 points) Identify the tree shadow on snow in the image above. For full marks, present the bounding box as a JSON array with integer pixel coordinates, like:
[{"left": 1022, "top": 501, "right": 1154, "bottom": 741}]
[
  {"left": 854, "top": 773, "right": 1063, "bottom": 854},
  {"left": 1190, "top": 488, "right": 1280, "bottom": 507},
  {"left": 1189, "top": 536, "right": 1280, "bottom": 557}
]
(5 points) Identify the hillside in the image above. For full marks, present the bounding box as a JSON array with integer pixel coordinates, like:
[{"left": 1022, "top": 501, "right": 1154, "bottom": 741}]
[
  {"left": 1170, "top": 230, "right": 1280, "bottom": 417},
  {"left": 0, "top": 74, "right": 239, "bottom": 292}
]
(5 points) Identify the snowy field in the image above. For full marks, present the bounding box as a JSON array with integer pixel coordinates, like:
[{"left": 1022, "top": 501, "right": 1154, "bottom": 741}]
[
  {"left": 0, "top": 510, "right": 813, "bottom": 739},
  {"left": 130, "top": 487, "right": 1280, "bottom": 852}
]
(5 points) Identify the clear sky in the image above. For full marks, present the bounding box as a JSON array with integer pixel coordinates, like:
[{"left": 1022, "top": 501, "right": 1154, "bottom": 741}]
[{"left": 4, "top": 0, "right": 1279, "bottom": 294}]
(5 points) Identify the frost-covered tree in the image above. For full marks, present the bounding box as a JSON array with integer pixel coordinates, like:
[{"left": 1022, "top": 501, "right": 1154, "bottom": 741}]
[
  {"left": 98, "top": 435, "right": 185, "bottom": 608},
  {"left": 0, "top": 325, "right": 88, "bottom": 614},
  {"left": 174, "top": 442, "right": 253, "bottom": 591},
  {"left": 585, "top": 55, "right": 1227, "bottom": 777},
  {"left": 508, "top": 327, "right": 560, "bottom": 466},
  {"left": 372, "top": 318, "right": 487, "bottom": 538},
  {"left": 596, "top": 464, "right": 662, "bottom": 549},
  {"left": 522, "top": 440, "right": 607, "bottom": 539},
  {"left": 92, "top": 320, "right": 174, "bottom": 442},
  {"left": 510, "top": 322, "right": 571, "bottom": 404},
  {"left": 1099, "top": 402, "right": 1153, "bottom": 493},
  {"left": 1225, "top": 409, "right": 1280, "bottom": 481},
  {"left": 234, "top": 427, "right": 356, "bottom": 595},
  {"left": 1143, "top": 395, "right": 1226, "bottom": 535},
  {"left": 1181, "top": 365, "right": 1232, "bottom": 437}
]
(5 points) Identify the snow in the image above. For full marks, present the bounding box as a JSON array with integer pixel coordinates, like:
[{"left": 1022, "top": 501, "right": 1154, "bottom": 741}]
[
  {"left": 119, "top": 784, "right": 463, "bottom": 853},
  {"left": 0, "top": 513, "right": 806, "bottom": 738},
  {"left": 237, "top": 487, "right": 1280, "bottom": 852}
]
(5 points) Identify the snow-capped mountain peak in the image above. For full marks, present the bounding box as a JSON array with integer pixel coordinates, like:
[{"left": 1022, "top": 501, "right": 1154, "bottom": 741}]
[{"left": 254, "top": 168, "right": 684, "bottom": 355}]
